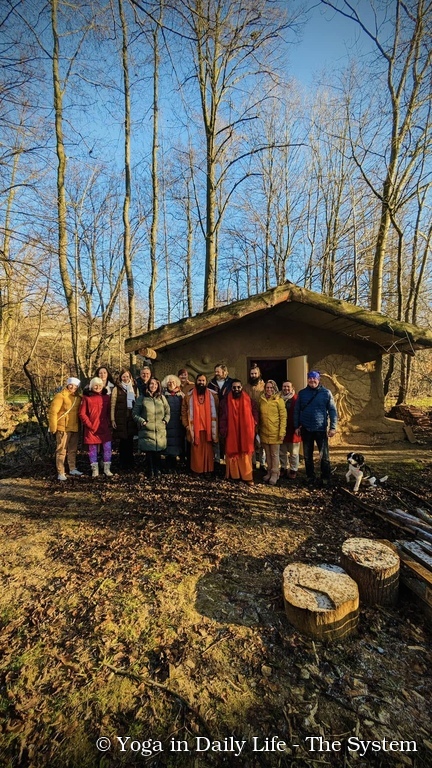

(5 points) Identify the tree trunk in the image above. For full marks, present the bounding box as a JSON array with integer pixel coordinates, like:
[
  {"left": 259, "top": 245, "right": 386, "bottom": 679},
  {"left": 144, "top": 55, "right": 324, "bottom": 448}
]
[
  {"left": 118, "top": 0, "right": 135, "bottom": 368},
  {"left": 203, "top": 138, "right": 216, "bottom": 310},
  {"left": 341, "top": 538, "right": 399, "bottom": 606},
  {"left": 51, "top": 0, "right": 84, "bottom": 378},
  {"left": 148, "top": 17, "right": 161, "bottom": 330},
  {"left": 283, "top": 563, "right": 359, "bottom": 640}
]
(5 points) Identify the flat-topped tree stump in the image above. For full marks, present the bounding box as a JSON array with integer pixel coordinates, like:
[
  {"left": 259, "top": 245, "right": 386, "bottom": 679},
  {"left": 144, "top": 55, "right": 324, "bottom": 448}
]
[
  {"left": 283, "top": 563, "right": 359, "bottom": 641},
  {"left": 341, "top": 538, "right": 399, "bottom": 606}
]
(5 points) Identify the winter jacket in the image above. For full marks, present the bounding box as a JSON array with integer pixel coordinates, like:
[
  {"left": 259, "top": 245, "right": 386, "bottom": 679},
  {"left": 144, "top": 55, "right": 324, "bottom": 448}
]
[
  {"left": 79, "top": 390, "right": 112, "bottom": 444},
  {"left": 132, "top": 393, "right": 170, "bottom": 452},
  {"left": 135, "top": 378, "right": 150, "bottom": 398},
  {"left": 180, "top": 380, "right": 194, "bottom": 395},
  {"left": 111, "top": 383, "right": 138, "bottom": 440},
  {"left": 208, "top": 376, "right": 234, "bottom": 400},
  {"left": 293, "top": 384, "right": 337, "bottom": 432},
  {"left": 48, "top": 388, "right": 81, "bottom": 433},
  {"left": 282, "top": 394, "right": 302, "bottom": 444},
  {"left": 258, "top": 394, "right": 287, "bottom": 445},
  {"left": 243, "top": 379, "right": 265, "bottom": 404},
  {"left": 163, "top": 390, "right": 185, "bottom": 456}
]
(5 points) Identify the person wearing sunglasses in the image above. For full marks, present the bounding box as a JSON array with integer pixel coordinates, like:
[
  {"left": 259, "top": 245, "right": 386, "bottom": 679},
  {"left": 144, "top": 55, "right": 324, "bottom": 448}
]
[{"left": 219, "top": 380, "right": 258, "bottom": 486}]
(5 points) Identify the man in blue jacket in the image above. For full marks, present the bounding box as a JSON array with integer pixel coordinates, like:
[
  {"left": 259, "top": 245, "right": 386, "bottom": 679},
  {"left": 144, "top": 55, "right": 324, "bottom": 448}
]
[{"left": 294, "top": 370, "right": 337, "bottom": 487}]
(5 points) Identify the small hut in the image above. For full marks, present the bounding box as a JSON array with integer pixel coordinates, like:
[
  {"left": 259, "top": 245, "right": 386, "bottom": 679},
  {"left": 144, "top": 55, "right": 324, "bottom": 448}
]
[{"left": 125, "top": 282, "right": 432, "bottom": 444}]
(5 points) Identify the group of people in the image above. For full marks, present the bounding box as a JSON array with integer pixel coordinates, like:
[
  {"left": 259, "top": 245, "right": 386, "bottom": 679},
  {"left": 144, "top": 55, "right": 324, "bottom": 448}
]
[{"left": 48, "top": 362, "right": 337, "bottom": 487}]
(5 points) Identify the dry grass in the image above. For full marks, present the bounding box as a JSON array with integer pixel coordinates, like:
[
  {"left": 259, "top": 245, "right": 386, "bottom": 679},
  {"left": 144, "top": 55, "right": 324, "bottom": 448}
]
[{"left": 0, "top": 460, "right": 431, "bottom": 768}]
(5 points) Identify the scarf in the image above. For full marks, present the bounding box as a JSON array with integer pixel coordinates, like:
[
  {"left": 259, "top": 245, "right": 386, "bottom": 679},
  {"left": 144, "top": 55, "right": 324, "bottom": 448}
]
[
  {"left": 121, "top": 381, "right": 135, "bottom": 409},
  {"left": 225, "top": 391, "right": 255, "bottom": 457}
]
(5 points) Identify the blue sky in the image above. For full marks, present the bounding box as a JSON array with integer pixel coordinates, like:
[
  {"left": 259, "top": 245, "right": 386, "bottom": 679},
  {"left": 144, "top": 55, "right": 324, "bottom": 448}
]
[{"left": 290, "top": 1, "right": 375, "bottom": 84}]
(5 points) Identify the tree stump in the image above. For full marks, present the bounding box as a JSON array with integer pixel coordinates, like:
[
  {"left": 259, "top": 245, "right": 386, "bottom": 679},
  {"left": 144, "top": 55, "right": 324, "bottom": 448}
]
[
  {"left": 282, "top": 563, "right": 359, "bottom": 640},
  {"left": 340, "top": 538, "right": 399, "bottom": 606}
]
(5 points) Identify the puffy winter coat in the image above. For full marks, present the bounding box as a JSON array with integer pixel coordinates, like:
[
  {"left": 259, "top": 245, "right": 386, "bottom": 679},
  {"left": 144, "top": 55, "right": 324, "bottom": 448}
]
[
  {"left": 48, "top": 388, "right": 81, "bottom": 433},
  {"left": 132, "top": 393, "right": 170, "bottom": 452},
  {"left": 258, "top": 394, "right": 287, "bottom": 445},
  {"left": 293, "top": 384, "right": 337, "bottom": 432},
  {"left": 163, "top": 390, "right": 185, "bottom": 456},
  {"left": 111, "top": 383, "right": 138, "bottom": 440},
  {"left": 79, "top": 391, "right": 112, "bottom": 444}
]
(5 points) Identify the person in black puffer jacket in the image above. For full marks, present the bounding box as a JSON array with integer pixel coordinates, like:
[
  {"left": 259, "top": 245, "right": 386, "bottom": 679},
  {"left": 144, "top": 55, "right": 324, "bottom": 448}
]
[{"left": 111, "top": 369, "right": 138, "bottom": 470}]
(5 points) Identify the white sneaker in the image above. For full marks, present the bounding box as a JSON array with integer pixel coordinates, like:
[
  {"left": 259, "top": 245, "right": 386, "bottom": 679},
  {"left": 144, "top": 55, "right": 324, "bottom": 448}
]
[
  {"left": 69, "top": 469, "right": 83, "bottom": 476},
  {"left": 58, "top": 474, "right": 67, "bottom": 481}
]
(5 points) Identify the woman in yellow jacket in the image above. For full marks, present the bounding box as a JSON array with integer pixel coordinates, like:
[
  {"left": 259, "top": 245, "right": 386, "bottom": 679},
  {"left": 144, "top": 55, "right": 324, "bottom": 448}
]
[
  {"left": 258, "top": 380, "right": 287, "bottom": 486},
  {"left": 48, "top": 377, "right": 82, "bottom": 481}
]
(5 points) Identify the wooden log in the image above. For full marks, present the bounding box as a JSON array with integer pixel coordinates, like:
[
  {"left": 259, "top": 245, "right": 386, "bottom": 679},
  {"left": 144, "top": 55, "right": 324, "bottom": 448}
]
[
  {"left": 415, "top": 508, "right": 432, "bottom": 526},
  {"left": 412, "top": 527, "right": 432, "bottom": 545},
  {"left": 396, "top": 547, "right": 432, "bottom": 624},
  {"left": 398, "top": 541, "right": 432, "bottom": 572},
  {"left": 340, "top": 538, "right": 400, "bottom": 606},
  {"left": 384, "top": 509, "right": 432, "bottom": 533},
  {"left": 403, "top": 424, "right": 417, "bottom": 443},
  {"left": 401, "top": 487, "right": 432, "bottom": 512},
  {"left": 136, "top": 347, "right": 157, "bottom": 360},
  {"left": 282, "top": 563, "right": 359, "bottom": 641}
]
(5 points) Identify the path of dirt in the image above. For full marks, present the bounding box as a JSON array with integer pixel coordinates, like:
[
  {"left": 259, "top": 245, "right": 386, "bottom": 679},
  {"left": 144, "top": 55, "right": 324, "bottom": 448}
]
[{"left": 0, "top": 444, "right": 431, "bottom": 768}]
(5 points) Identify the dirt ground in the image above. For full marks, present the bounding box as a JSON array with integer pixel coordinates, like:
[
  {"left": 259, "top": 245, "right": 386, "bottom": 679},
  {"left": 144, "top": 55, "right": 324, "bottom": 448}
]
[{"left": 0, "top": 440, "right": 431, "bottom": 768}]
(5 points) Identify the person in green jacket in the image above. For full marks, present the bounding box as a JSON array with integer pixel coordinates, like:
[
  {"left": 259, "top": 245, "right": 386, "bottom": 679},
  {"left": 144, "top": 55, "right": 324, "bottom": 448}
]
[{"left": 133, "top": 377, "right": 170, "bottom": 478}]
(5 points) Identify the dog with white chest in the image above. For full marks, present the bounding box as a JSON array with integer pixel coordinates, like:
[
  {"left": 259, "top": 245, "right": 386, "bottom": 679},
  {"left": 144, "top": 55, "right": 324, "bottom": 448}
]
[{"left": 346, "top": 451, "right": 388, "bottom": 492}]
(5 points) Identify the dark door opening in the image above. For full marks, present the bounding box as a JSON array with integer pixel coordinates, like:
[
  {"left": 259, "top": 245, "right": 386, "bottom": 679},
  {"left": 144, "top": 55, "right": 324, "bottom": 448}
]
[{"left": 248, "top": 358, "right": 287, "bottom": 390}]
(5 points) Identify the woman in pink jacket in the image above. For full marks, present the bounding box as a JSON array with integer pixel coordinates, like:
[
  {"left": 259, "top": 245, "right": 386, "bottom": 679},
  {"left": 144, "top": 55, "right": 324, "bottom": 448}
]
[{"left": 79, "top": 377, "right": 113, "bottom": 477}]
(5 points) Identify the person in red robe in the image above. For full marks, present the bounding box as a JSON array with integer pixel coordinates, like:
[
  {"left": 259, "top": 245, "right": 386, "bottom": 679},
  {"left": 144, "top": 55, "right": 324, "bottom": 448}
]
[
  {"left": 181, "top": 374, "right": 218, "bottom": 475},
  {"left": 219, "top": 380, "right": 258, "bottom": 485}
]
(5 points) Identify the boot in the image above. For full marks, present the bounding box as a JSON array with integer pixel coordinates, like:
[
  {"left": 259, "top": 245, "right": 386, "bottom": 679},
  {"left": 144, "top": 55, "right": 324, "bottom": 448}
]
[
  {"left": 103, "top": 462, "right": 113, "bottom": 477},
  {"left": 263, "top": 472, "right": 271, "bottom": 482},
  {"left": 91, "top": 462, "right": 99, "bottom": 478},
  {"left": 268, "top": 472, "right": 279, "bottom": 486}
]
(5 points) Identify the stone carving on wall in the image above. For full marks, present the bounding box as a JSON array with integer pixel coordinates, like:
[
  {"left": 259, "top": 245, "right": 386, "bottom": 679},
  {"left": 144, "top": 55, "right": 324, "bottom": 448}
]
[
  {"left": 186, "top": 356, "right": 235, "bottom": 380},
  {"left": 316, "top": 354, "right": 371, "bottom": 431}
]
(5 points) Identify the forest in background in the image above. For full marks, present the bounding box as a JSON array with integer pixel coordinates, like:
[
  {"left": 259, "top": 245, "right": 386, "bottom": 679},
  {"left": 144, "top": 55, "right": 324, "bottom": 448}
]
[{"left": 0, "top": 0, "right": 431, "bottom": 412}]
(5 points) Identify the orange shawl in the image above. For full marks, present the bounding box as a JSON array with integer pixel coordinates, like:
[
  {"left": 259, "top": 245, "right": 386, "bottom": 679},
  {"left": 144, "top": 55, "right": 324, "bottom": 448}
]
[
  {"left": 225, "top": 391, "right": 256, "bottom": 457},
  {"left": 191, "top": 387, "right": 217, "bottom": 445}
]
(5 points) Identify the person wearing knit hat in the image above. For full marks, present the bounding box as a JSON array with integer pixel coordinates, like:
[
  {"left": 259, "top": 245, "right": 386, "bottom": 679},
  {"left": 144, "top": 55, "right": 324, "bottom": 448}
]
[
  {"left": 79, "top": 377, "right": 113, "bottom": 478},
  {"left": 48, "top": 377, "right": 83, "bottom": 481},
  {"left": 293, "top": 370, "right": 337, "bottom": 488}
]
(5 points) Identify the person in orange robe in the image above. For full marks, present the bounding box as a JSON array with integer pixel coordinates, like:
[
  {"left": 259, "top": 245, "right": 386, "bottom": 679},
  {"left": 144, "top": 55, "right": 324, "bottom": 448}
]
[
  {"left": 181, "top": 374, "right": 218, "bottom": 475},
  {"left": 219, "top": 380, "right": 258, "bottom": 485}
]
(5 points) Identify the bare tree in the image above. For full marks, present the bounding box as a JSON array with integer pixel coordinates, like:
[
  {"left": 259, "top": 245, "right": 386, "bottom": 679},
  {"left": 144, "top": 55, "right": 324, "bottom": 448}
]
[
  {"left": 68, "top": 168, "right": 127, "bottom": 374},
  {"left": 321, "top": 0, "right": 432, "bottom": 311},
  {"left": 51, "top": 0, "right": 88, "bottom": 377},
  {"left": 117, "top": 0, "right": 136, "bottom": 366},
  {"left": 170, "top": 0, "right": 297, "bottom": 309},
  {"left": 147, "top": 4, "right": 163, "bottom": 330}
]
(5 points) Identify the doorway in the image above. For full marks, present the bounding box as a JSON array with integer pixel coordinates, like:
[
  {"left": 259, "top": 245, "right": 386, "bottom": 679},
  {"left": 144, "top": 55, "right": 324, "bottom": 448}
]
[
  {"left": 247, "top": 356, "right": 307, "bottom": 392},
  {"left": 248, "top": 358, "right": 287, "bottom": 390}
]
